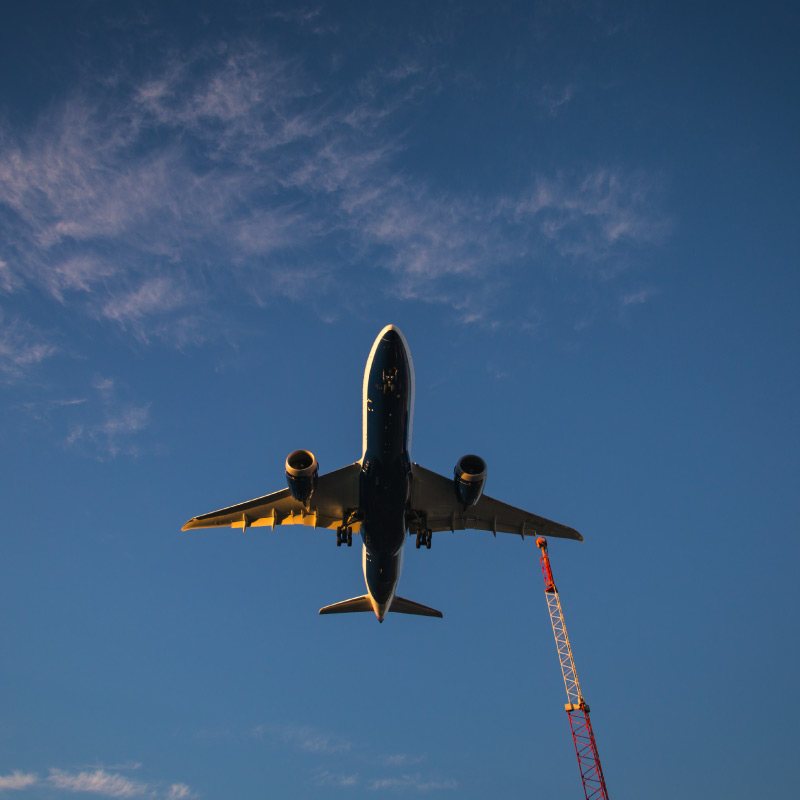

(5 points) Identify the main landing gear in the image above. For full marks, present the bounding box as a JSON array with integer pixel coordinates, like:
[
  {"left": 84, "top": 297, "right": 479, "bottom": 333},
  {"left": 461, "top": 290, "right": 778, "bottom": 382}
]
[
  {"left": 336, "top": 527, "right": 353, "bottom": 547},
  {"left": 415, "top": 529, "right": 432, "bottom": 549}
]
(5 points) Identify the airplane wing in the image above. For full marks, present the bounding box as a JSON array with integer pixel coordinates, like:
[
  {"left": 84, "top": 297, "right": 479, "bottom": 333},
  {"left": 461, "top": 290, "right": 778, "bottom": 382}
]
[
  {"left": 182, "top": 462, "right": 362, "bottom": 532},
  {"left": 410, "top": 463, "right": 582, "bottom": 542}
]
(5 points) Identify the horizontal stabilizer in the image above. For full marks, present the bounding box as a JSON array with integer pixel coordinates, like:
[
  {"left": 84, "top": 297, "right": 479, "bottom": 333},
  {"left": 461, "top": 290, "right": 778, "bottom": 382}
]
[
  {"left": 319, "top": 595, "right": 374, "bottom": 615},
  {"left": 389, "top": 596, "right": 443, "bottom": 618}
]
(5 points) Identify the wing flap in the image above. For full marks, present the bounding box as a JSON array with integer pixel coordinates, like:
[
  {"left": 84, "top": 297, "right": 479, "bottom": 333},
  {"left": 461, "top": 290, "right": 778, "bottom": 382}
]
[
  {"left": 182, "top": 462, "right": 362, "bottom": 532},
  {"left": 410, "top": 463, "right": 582, "bottom": 542}
]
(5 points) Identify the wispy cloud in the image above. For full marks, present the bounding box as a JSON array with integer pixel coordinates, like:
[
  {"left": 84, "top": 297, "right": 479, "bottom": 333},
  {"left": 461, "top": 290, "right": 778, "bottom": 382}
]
[
  {"left": 47, "top": 769, "right": 149, "bottom": 798},
  {"left": 313, "top": 770, "right": 360, "bottom": 788},
  {"left": 228, "top": 722, "right": 453, "bottom": 792},
  {"left": 0, "top": 772, "right": 37, "bottom": 791},
  {"left": 0, "top": 30, "right": 667, "bottom": 373},
  {"left": 166, "top": 784, "right": 195, "bottom": 800},
  {"left": 0, "top": 36, "right": 665, "bottom": 324},
  {"left": 369, "top": 774, "right": 457, "bottom": 792},
  {"left": 253, "top": 722, "right": 353, "bottom": 754},
  {"left": 621, "top": 287, "right": 656, "bottom": 306},
  {"left": 99, "top": 276, "right": 193, "bottom": 340},
  {"left": 66, "top": 404, "right": 150, "bottom": 459},
  {"left": 63, "top": 375, "right": 150, "bottom": 460},
  {"left": 537, "top": 83, "right": 577, "bottom": 116},
  {"left": 378, "top": 754, "right": 426, "bottom": 767},
  {"left": 0, "top": 767, "right": 195, "bottom": 800},
  {"left": 83, "top": 763, "right": 142, "bottom": 773},
  {"left": 0, "top": 313, "right": 57, "bottom": 379}
]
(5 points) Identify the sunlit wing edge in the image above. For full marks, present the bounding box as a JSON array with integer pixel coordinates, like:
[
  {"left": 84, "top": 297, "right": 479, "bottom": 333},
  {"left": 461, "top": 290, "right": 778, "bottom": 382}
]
[{"left": 181, "top": 462, "right": 362, "bottom": 533}]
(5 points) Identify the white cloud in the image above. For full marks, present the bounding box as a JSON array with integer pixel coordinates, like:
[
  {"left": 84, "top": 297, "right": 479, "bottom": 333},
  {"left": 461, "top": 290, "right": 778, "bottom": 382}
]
[
  {"left": 313, "top": 771, "right": 360, "bottom": 788},
  {"left": 62, "top": 376, "right": 150, "bottom": 459},
  {"left": 66, "top": 403, "right": 150, "bottom": 459},
  {"left": 0, "top": 258, "right": 20, "bottom": 292},
  {"left": 253, "top": 722, "right": 353, "bottom": 754},
  {"left": 0, "top": 36, "right": 667, "bottom": 353},
  {"left": 0, "top": 772, "right": 37, "bottom": 791},
  {"left": 537, "top": 83, "right": 577, "bottom": 116},
  {"left": 166, "top": 784, "right": 195, "bottom": 800},
  {"left": 0, "top": 766, "right": 191, "bottom": 799},
  {"left": 84, "top": 763, "right": 142, "bottom": 773},
  {"left": 47, "top": 768, "right": 148, "bottom": 798},
  {"left": 369, "top": 774, "right": 457, "bottom": 792},
  {"left": 101, "top": 277, "right": 189, "bottom": 329},
  {"left": 379, "top": 754, "right": 426, "bottom": 767},
  {"left": 0, "top": 314, "right": 57, "bottom": 378},
  {"left": 621, "top": 288, "right": 655, "bottom": 305},
  {"left": 93, "top": 376, "right": 115, "bottom": 394},
  {"left": 47, "top": 256, "right": 117, "bottom": 302}
]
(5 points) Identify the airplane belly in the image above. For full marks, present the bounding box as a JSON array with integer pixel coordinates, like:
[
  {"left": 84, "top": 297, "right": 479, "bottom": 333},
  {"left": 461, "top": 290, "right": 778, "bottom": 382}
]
[
  {"left": 362, "top": 547, "right": 403, "bottom": 605},
  {"left": 359, "top": 458, "right": 410, "bottom": 554},
  {"left": 360, "top": 325, "right": 414, "bottom": 557}
]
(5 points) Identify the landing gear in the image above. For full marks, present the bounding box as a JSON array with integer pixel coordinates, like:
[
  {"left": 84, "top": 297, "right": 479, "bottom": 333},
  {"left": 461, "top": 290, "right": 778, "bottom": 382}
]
[
  {"left": 415, "top": 529, "right": 432, "bottom": 549},
  {"left": 336, "top": 527, "right": 353, "bottom": 547}
]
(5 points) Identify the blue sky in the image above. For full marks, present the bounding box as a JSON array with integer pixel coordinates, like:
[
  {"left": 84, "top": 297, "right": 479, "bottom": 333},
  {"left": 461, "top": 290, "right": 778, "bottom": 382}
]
[{"left": 0, "top": 1, "right": 797, "bottom": 797}]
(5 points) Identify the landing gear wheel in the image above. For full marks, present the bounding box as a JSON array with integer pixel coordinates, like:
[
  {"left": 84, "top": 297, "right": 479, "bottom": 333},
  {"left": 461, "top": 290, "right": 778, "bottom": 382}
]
[
  {"left": 337, "top": 527, "right": 353, "bottom": 547},
  {"left": 426, "top": 530, "right": 432, "bottom": 549}
]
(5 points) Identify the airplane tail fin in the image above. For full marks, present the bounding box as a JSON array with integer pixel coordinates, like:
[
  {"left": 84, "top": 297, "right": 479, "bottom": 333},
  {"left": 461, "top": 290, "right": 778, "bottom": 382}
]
[
  {"left": 389, "top": 596, "right": 443, "bottom": 618},
  {"left": 319, "top": 595, "right": 374, "bottom": 615}
]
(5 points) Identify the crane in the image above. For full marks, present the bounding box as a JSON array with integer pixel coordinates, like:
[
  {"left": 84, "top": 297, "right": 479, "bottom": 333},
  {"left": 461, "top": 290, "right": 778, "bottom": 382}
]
[{"left": 536, "top": 536, "right": 610, "bottom": 800}]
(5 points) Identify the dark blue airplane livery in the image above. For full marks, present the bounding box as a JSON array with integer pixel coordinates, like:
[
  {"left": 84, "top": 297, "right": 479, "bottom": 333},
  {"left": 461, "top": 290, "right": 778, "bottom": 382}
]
[{"left": 182, "top": 325, "right": 582, "bottom": 621}]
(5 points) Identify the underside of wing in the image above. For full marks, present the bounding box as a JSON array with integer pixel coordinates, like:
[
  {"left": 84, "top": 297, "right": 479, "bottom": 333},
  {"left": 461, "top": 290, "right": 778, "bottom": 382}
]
[
  {"left": 410, "top": 463, "right": 583, "bottom": 542},
  {"left": 182, "top": 462, "right": 362, "bottom": 532}
]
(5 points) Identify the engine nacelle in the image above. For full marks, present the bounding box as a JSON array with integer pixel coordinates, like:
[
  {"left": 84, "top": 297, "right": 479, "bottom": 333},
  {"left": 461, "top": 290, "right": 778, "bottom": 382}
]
[
  {"left": 285, "top": 449, "right": 319, "bottom": 507},
  {"left": 454, "top": 454, "right": 487, "bottom": 508}
]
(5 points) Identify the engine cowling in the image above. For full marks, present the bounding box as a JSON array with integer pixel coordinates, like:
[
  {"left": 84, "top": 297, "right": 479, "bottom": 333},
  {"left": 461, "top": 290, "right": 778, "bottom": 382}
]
[
  {"left": 285, "top": 449, "right": 319, "bottom": 507},
  {"left": 453, "top": 454, "right": 487, "bottom": 508}
]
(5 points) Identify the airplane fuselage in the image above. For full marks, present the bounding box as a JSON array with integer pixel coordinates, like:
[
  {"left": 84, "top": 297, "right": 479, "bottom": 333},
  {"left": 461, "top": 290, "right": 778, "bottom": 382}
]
[
  {"left": 182, "top": 323, "right": 583, "bottom": 621},
  {"left": 359, "top": 326, "right": 415, "bottom": 621}
]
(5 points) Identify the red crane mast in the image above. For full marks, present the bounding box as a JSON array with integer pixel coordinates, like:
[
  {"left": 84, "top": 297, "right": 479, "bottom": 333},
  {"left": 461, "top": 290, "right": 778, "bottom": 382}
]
[{"left": 536, "top": 536, "right": 610, "bottom": 800}]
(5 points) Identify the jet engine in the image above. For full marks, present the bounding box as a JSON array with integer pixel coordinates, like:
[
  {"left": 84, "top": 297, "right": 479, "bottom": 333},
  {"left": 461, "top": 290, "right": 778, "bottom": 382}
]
[
  {"left": 453, "top": 454, "right": 487, "bottom": 508},
  {"left": 285, "top": 449, "right": 319, "bottom": 506}
]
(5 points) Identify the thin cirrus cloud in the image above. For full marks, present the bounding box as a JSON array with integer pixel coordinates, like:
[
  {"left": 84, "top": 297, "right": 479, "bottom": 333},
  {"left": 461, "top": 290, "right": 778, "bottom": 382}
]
[
  {"left": 0, "top": 37, "right": 666, "bottom": 350},
  {"left": 47, "top": 768, "right": 150, "bottom": 798},
  {"left": 313, "top": 770, "right": 361, "bottom": 788},
  {"left": 369, "top": 774, "right": 458, "bottom": 792},
  {"left": 312, "top": 769, "right": 457, "bottom": 793},
  {"left": 0, "top": 314, "right": 57, "bottom": 378},
  {"left": 63, "top": 376, "right": 151, "bottom": 460},
  {"left": 0, "top": 769, "right": 194, "bottom": 799},
  {"left": 253, "top": 722, "right": 353, "bottom": 755},
  {"left": 166, "top": 785, "right": 194, "bottom": 800},
  {"left": 0, "top": 772, "right": 37, "bottom": 791},
  {"left": 250, "top": 723, "right": 454, "bottom": 791}
]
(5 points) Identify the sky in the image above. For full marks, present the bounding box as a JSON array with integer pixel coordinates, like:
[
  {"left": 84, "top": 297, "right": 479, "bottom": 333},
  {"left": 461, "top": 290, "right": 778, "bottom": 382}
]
[{"left": 0, "top": 1, "right": 798, "bottom": 797}]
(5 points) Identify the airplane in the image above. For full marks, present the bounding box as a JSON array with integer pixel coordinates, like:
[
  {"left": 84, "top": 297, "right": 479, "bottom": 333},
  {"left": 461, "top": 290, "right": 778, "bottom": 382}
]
[{"left": 182, "top": 324, "right": 582, "bottom": 621}]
